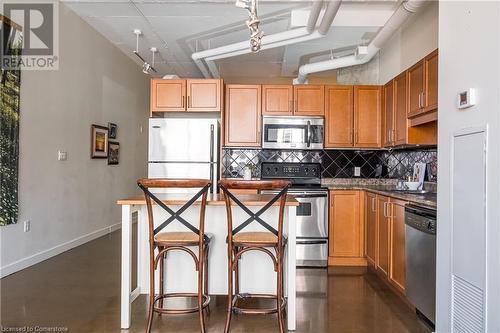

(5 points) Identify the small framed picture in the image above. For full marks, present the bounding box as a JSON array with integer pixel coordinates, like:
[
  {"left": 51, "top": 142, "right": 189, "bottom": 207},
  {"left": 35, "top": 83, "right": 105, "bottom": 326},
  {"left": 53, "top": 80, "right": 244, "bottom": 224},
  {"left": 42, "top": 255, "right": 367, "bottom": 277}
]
[
  {"left": 91, "top": 124, "right": 108, "bottom": 158},
  {"left": 108, "top": 141, "right": 120, "bottom": 165},
  {"left": 108, "top": 122, "right": 117, "bottom": 139}
]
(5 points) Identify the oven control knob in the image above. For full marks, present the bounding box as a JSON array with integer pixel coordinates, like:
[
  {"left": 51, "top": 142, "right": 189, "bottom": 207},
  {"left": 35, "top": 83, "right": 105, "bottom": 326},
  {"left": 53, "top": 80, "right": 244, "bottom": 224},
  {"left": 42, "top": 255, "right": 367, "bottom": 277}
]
[
  {"left": 305, "top": 167, "right": 309, "bottom": 173},
  {"left": 274, "top": 167, "right": 279, "bottom": 173},
  {"left": 265, "top": 167, "right": 271, "bottom": 174}
]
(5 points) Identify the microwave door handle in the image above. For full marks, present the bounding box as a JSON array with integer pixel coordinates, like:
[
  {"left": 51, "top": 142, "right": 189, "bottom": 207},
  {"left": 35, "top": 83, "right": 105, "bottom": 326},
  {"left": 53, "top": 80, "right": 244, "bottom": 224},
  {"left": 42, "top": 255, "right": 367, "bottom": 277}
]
[
  {"left": 210, "top": 124, "right": 214, "bottom": 162},
  {"left": 307, "top": 120, "right": 311, "bottom": 147}
]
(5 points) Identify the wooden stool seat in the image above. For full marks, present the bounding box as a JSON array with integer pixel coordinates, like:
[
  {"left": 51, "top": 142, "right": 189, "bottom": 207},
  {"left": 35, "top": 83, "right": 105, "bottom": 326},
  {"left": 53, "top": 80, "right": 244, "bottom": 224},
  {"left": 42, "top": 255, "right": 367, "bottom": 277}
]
[
  {"left": 155, "top": 232, "right": 212, "bottom": 246},
  {"left": 233, "top": 232, "right": 278, "bottom": 245}
]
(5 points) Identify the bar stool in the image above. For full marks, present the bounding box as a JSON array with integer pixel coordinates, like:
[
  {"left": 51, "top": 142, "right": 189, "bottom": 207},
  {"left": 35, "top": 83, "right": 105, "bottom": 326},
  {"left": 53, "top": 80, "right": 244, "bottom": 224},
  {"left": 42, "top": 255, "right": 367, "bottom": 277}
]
[
  {"left": 137, "top": 179, "right": 212, "bottom": 333},
  {"left": 218, "top": 179, "right": 291, "bottom": 333}
]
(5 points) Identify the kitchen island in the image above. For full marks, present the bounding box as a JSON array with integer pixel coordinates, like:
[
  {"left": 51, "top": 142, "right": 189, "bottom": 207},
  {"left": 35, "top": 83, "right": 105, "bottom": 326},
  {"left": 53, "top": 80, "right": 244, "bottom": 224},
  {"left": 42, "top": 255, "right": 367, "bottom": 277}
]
[{"left": 117, "top": 193, "right": 299, "bottom": 330}]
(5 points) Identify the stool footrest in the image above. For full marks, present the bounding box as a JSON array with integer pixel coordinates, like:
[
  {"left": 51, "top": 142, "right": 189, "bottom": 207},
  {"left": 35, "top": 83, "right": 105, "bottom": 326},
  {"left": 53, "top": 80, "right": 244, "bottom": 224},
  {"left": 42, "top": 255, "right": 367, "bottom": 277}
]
[
  {"left": 231, "top": 293, "right": 287, "bottom": 315},
  {"left": 153, "top": 293, "right": 210, "bottom": 315}
]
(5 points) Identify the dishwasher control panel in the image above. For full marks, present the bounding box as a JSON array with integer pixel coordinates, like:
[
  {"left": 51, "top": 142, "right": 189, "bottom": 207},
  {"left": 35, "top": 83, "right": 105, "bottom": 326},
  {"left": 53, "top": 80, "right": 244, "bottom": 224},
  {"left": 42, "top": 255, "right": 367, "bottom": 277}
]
[{"left": 405, "top": 205, "right": 436, "bottom": 235}]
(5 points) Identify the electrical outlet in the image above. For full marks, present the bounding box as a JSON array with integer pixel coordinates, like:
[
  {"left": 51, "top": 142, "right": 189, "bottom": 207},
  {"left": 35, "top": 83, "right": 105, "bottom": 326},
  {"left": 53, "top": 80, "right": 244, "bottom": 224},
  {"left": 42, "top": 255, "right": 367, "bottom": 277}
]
[
  {"left": 23, "top": 220, "right": 30, "bottom": 232},
  {"left": 354, "top": 167, "right": 361, "bottom": 177},
  {"left": 58, "top": 150, "right": 67, "bottom": 161}
]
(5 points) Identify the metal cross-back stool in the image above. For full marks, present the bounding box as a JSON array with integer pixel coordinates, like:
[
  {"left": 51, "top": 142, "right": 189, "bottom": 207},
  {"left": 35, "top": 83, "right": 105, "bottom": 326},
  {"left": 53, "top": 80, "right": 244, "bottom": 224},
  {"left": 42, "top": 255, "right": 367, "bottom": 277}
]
[
  {"left": 137, "top": 178, "right": 212, "bottom": 333},
  {"left": 218, "top": 179, "right": 291, "bottom": 333}
]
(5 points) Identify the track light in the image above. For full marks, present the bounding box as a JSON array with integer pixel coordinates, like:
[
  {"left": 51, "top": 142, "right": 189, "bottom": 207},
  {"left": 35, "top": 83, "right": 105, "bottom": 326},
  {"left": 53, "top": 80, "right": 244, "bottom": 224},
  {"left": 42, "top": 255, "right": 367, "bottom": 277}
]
[{"left": 133, "top": 30, "right": 158, "bottom": 75}]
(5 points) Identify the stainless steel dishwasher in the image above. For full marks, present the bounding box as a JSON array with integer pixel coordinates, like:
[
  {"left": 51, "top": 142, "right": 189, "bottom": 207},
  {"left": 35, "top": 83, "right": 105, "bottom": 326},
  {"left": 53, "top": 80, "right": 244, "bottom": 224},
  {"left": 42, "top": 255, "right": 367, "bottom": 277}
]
[{"left": 405, "top": 204, "right": 437, "bottom": 326}]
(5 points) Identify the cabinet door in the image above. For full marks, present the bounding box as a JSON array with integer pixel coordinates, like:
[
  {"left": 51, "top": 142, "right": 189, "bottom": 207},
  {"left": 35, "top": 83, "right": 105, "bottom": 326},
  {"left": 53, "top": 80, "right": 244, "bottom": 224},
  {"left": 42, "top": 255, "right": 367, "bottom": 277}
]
[
  {"left": 407, "top": 60, "right": 424, "bottom": 116},
  {"left": 325, "top": 85, "right": 353, "bottom": 147},
  {"left": 376, "top": 195, "right": 390, "bottom": 277},
  {"left": 389, "top": 199, "right": 407, "bottom": 293},
  {"left": 186, "top": 79, "right": 221, "bottom": 112},
  {"left": 293, "top": 85, "right": 325, "bottom": 116},
  {"left": 365, "top": 192, "right": 377, "bottom": 266},
  {"left": 393, "top": 72, "right": 408, "bottom": 145},
  {"left": 224, "top": 85, "right": 261, "bottom": 147},
  {"left": 383, "top": 81, "right": 394, "bottom": 147},
  {"left": 262, "top": 85, "right": 293, "bottom": 115},
  {"left": 151, "top": 79, "right": 186, "bottom": 112},
  {"left": 329, "top": 191, "right": 362, "bottom": 258},
  {"left": 424, "top": 50, "right": 438, "bottom": 113},
  {"left": 354, "top": 86, "right": 382, "bottom": 148}
]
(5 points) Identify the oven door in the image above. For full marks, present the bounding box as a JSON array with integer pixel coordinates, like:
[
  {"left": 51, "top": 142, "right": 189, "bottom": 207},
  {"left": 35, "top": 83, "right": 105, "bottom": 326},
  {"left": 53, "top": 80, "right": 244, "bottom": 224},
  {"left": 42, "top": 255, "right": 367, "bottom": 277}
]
[
  {"left": 262, "top": 116, "right": 324, "bottom": 150},
  {"left": 293, "top": 192, "right": 328, "bottom": 238}
]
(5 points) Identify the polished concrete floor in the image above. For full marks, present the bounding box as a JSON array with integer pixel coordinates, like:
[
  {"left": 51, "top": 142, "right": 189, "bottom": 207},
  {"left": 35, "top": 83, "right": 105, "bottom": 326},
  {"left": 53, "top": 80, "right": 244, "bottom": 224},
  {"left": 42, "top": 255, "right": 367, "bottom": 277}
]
[{"left": 1, "top": 231, "right": 430, "bottom": 333}]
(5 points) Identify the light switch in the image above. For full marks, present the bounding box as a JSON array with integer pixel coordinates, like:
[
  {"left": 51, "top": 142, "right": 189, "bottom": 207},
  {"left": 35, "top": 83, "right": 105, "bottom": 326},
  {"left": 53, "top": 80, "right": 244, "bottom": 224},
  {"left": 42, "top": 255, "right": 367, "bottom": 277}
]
[
  {"left": 58, "top": 150, "right": 67, "bottom": 161},
  {"left": 354, "top": 167, "right": 361, "bottom": 177}
]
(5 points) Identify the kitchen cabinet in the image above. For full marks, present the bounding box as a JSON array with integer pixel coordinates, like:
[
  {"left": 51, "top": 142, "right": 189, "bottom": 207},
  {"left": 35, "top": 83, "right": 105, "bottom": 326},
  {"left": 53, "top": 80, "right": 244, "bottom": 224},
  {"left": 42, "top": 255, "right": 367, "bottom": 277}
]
[
  {"left": 365, "top": 192, "right": 377, "bottom": 266},
  {"left": 389, "top": 199, "right": 407, "bottom": 293},
  {"left": 383, "top": 80, "right": 395, "bottom": 147},
  {"left": 393, "top": 72, "right": 408, "bottom": 145},
  {"left": 186, "top": 79, "right": 222, "bottom": 112},
  {"left": 151, "top": 79, "right": 186, "bottom": 113},
  {"left": 376, "top": 195, "right": 390, "bottom": 277},
  {"left": 224, "top": 85, "right": 261, "bottom": 147},
  {"left": 151, "top": 79, "right": 222, "bottom": 113},
  {"left": 293, "top": 85, "right": 325, "bottom": 116},
  {"left": 354, "top": 86, "right": 382, "bottom": 148},
  {"left": 407, "top": 49, "right": 438, "bottom": 119},
  {"left": 324, "top": 85, "right": 354, "bottom": 148},
  {"left": 328, "top": 190, "right": 366, "bottom": 266},
  {"left": 262, "top": 85, "right": 293, "bottom": 115}
]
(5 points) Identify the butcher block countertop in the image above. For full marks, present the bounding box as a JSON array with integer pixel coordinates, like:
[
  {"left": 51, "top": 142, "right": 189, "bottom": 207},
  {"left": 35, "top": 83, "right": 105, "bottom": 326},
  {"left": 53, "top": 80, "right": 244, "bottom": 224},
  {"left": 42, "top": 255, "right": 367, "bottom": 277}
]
[{"left": 117, "top": 193, "right": 299, "bottom": 206}]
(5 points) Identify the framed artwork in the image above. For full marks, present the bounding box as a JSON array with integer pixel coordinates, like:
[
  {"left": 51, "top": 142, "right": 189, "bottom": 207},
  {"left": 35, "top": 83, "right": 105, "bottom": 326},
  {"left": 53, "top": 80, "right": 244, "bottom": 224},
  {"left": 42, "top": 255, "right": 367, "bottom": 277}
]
[
  {"left": 108, "top": 122, "right": 117, "bottom": 139},
  {"left": 108, "top": 141, "right": 120, "bottom": 165},
  {"left": 91, "top": 124, "right": 108, "bottom": 158}
]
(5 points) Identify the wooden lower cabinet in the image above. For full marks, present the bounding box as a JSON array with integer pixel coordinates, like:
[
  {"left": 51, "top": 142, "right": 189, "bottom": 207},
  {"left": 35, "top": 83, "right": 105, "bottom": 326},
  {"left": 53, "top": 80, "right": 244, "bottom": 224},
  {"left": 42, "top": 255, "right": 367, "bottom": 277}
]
[
  {"left": 365, "top": 192, "right": 377, "bottom": 266},
  {"left": 328, "top": 190, "right": 366, "bottom": 266},
  {"left": 389, "top": 199, "right": 407, "bottom": 293},
  {"left": 376, "top": 195, "right": 390, "bottom": 277}
]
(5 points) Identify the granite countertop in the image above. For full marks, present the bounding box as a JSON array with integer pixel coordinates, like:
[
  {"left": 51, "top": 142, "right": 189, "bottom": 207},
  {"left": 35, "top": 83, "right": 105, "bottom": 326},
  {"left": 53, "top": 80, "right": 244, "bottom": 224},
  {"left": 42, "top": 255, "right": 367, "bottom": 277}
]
[{"left": 321, "top": 178, "right": 437, "bottom": 209}]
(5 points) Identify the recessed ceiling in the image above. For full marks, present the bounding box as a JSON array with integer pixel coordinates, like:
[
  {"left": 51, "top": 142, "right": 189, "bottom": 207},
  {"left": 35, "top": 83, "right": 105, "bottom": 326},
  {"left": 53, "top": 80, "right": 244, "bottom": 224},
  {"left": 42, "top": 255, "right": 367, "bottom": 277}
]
[{"left": 62, "top": 0, "right": 399, "bottom": 79}]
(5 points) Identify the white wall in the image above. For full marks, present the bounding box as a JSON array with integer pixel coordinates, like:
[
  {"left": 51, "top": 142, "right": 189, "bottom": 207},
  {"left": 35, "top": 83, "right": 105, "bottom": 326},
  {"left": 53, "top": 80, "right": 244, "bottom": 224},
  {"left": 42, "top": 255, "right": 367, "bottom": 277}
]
[
  {"left": 0, "top": 4, "right": 149, "bottom": 276},
  {"left": 437, "top": 1, "right": 500, "bottom": 332},
  {"left": 378, "top": 0, "right": 438, "bottom": 84}
]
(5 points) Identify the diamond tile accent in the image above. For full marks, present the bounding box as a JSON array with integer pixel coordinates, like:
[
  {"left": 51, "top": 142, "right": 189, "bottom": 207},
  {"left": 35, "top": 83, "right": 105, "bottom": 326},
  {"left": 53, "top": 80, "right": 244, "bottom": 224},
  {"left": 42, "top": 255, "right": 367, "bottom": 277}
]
[{"left": 221, "top": 148, "right": 437, "bottom": 181}]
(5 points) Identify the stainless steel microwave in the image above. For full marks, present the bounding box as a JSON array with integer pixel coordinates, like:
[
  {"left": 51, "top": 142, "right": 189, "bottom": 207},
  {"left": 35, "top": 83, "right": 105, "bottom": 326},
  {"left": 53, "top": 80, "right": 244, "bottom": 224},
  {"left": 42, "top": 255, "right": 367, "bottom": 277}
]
[{"left": 262, "top": 116, "right": 324, "bottom": 150}]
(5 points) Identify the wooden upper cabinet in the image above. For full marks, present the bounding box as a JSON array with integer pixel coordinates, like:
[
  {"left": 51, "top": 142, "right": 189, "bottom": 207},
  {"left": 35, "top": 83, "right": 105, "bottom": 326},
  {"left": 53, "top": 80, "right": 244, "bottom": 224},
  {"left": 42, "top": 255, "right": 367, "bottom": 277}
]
[
  {"left": 389, "top": 199, "right": 407, "bottom": 293},
  {"left": 424, "top": 49, "right": 438, "bottom": 113},
  {"left": 224, "top": 85, "right": 261, "bottom": 147},
  {"left": 408, "top": 60, "right": 424, "bottom": 117},
  {"left": 329, "top": 191, "right": 364, "bottom": 263},
  {"left": 365, "top": 192, "right": 377, "bottom": 266},
  {"left": 186, "top": 79, "right": 221, "bottom": 112},
  {"left": 293, "top": 85, "right": 325, "bottom": 116},
  {"left": 393, "top": 72, "right": 408, "bottom": 146},
  {"left": 325, "top": 85, "right": 354, "bottom": 148},
  {"left": 262, "top": 85, "right": 293, "bottom": 115},
  {"left": 383, "top": 80, "right": 395, "bottom": 147},
  {"left": 376, "top": 195, "right": 390, "bottom": 277},
  {"left": 151, "top": 79, "right": 186, "bottom": 112},
  {"left": 354, "top": 86, "right": 382, "bottom": 148}
]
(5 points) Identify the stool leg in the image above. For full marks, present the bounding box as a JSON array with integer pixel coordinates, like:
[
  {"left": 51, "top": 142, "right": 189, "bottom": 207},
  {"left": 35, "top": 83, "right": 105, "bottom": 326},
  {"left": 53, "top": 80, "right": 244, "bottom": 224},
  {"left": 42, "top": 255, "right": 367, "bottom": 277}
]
[
  {"left": 146, "top": 247, "right": 156, "bottom": 333},
  {"left": 234, "top": 247, "right": 240, "bottom": 296},
  {"left": 224, "top": 249, "right": 234, "bottom": 333},
  {"left": 277, "top": 248, "right": 285, "bottom": 333},
  {"left": 198, "top": 248, "right": 206, "bottom": 333},
  {"left": 204, "top": 244, "right": 211, "bottom": 315},
  {"left": 158, "top": 247, "right": 165, "bottom": 315}
]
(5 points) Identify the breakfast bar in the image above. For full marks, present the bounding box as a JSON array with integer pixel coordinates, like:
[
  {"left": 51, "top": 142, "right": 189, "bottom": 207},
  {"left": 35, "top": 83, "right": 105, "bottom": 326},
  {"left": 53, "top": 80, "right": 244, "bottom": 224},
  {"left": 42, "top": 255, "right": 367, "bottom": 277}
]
[{"left": 117, "top": 193, "right": 299, "bottom": 330}]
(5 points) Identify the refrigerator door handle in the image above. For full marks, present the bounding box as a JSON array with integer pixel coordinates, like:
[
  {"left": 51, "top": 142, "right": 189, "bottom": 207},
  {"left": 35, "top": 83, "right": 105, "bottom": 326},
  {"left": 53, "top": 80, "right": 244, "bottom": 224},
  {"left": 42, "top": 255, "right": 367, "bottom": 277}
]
[{"left": 210, "top": 124, "right": 215, "bottom": 192}]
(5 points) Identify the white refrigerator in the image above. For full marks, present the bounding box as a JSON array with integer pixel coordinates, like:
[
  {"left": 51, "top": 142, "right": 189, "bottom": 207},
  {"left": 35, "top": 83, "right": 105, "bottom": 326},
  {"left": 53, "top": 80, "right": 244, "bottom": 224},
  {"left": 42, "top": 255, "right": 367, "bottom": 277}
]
[{"left": 148, "top": 118, "right": 220, "bottom": 193}]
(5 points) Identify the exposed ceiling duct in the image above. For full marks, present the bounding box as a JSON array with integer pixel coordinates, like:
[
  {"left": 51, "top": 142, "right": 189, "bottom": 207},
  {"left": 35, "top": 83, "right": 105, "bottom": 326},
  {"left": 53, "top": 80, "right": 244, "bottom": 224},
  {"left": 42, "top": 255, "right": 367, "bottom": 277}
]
[
  {"left": 192, "top": 0, "right": 343, "bottom": 78},
  {"left": 294, "top": 0, "right": 427, "bottom": 84}
]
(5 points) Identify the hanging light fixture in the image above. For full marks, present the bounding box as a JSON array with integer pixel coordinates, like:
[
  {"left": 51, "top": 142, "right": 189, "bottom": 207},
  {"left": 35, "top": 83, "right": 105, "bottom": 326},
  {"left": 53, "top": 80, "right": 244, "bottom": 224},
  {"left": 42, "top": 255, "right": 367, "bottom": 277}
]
[
  {"left": 133, "top": 29, "right": 158, "bottom": 74},
  {"left": 235, "top": 0, "right": 264, "bottom": 52}
]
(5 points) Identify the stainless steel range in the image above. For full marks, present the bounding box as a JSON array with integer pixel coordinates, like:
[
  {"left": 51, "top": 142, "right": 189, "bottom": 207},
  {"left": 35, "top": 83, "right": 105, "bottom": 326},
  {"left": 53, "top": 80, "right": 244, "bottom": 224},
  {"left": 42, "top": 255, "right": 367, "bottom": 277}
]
[{"left": 261, "top": 162, "right": 328, "bottom": 267}]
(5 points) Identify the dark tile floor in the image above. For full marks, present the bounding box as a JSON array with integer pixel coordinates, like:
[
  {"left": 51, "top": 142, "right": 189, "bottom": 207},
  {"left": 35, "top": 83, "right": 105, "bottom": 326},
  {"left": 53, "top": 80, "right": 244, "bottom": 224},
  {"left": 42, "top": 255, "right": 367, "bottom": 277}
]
[{"left": 1, "top": 231, "right": 430, "bottom": 333}]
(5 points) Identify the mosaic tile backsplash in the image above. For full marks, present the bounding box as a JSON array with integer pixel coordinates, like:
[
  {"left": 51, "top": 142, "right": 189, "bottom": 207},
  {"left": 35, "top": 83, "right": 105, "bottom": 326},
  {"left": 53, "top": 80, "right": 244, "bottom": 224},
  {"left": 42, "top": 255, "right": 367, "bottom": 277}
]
[{"left": 222, "top": 148, "right": 438, "bottom": 181}]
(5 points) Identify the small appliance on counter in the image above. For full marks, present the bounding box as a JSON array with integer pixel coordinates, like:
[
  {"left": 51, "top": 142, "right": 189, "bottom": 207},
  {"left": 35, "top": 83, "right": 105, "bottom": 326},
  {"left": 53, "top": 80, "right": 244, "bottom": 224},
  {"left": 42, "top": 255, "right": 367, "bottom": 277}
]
[
  {"left": 260, "top": 162, "right": 328, "bottom": 267},
  {"left": 148, "top": 118, "right": 220, "bottom": 193}
]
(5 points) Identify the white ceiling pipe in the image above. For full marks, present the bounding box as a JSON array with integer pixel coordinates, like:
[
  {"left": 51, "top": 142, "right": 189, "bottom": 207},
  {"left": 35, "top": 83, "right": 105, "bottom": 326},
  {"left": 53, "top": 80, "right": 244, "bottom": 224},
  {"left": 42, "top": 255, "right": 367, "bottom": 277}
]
[
  {"left": 202, "top": 1, "right": 341, "bottom": 77},
  {"left": 294, "top": 0, "right": 427, "bottom": 84},
  {"left": 193, "top": 1, "right": 330, "bottom": 78}
]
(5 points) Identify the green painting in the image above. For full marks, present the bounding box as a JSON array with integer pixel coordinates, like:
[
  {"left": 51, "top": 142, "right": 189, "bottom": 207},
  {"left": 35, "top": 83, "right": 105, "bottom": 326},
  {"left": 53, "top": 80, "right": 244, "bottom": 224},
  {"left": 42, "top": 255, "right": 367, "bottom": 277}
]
[{"left": 0, "top": 16, "right": 22, "bottom": 226}]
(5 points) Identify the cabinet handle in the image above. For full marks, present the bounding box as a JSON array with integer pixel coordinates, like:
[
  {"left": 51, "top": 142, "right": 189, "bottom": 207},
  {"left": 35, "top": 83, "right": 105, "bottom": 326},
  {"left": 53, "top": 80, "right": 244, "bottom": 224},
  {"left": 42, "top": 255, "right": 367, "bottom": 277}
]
[
  {"left": 383, "top": 202, "right": 388, "bottom": 218},
  {"left": 289, "top": 100, "right": 293, "bottom": 113},
  {"left": 422, "top": 92, "right": 425, "bottom": 108},
  {"left": 392, "top": 129, "right": 396, "bottom": 144},
  {"left": 182, "top": 96, "right": 185, "bottom": 108},
  {"left": 417, "top": 93, "right": 421, "bottom": 109},
  {"left": 295, "top": 99, "right": 298, "bottom": 113},
  {"left": 354, "top": 132, "right": 358, "bottom": 144},
  {"left": 371, "top": 197, "right": 376, "bottom": 212}
]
